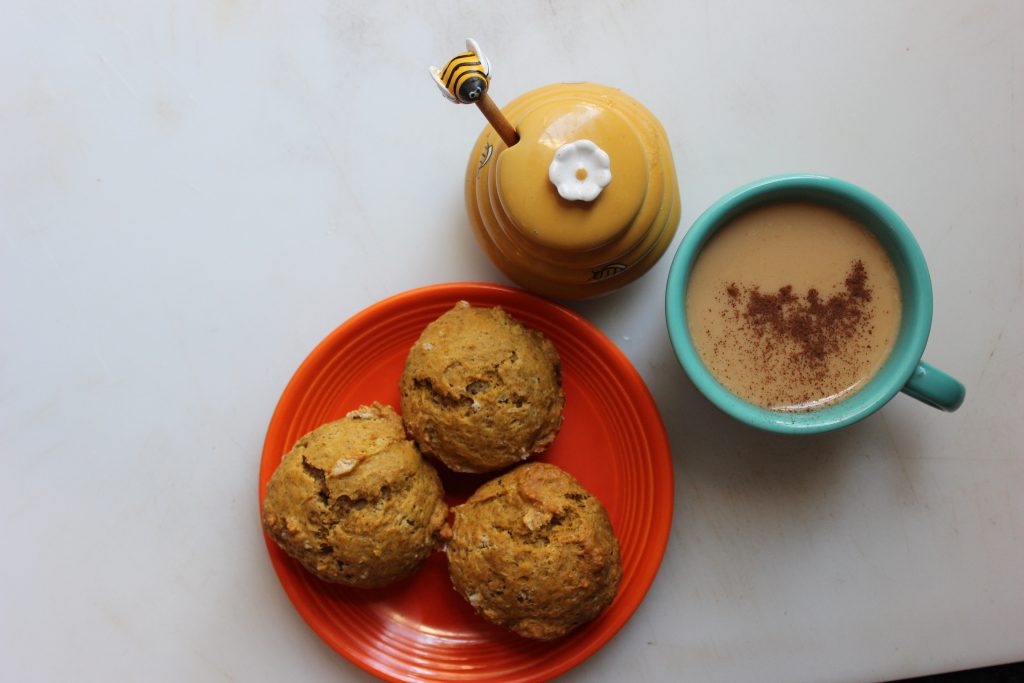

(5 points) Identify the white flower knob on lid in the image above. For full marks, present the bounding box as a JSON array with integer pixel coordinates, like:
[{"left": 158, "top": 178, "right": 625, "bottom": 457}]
[{"left": 548, "top": 140, "right": 612, "bottom": 202}]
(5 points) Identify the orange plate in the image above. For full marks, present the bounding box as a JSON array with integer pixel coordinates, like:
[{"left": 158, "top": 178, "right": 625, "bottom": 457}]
[{"left": 259, "top": 283, "right": 674, "bottom": 682}]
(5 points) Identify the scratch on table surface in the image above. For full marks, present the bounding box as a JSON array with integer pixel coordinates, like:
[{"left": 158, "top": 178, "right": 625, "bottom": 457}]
[
  {"left": 190, "top": 645, "right": 236, "bottom": 682},
  {"left": 901, "top": 454, "right": 1018, "bottom": 462},
  {"left": 40, "top": 237, "right": 61, "bottom": 273},
  {"left": 1011, "top": 49, "right": 1017, "bottom": 154},
  {"left": 91, "top": 342, "right": 113, "bottom": 381},
  {"left": 97, "top": 53, "right": 136, "bottom": 97},
  {"left": 314, "top": 122, "right": 343, "bottom": 176},
  {"left": 880, "top": 412, "right": 899, "bottom": 453},
  {"left": 1017, "top": 212, "right": 1022, "bottom": 294},
  {"left": 181, "top": 178, "right": 208, "bottom": 196},
  {"left": 976, "top": 319, "right": 1008, "bottom": 386},
  {"left": 311, "top": 118, "right": 370, "bottom": 225},
  {"left": 879, "top": 412, "right": 910, "bottom": 470},
  {"left": 898, "top": 456, "right": 921, "bottom": 506}
]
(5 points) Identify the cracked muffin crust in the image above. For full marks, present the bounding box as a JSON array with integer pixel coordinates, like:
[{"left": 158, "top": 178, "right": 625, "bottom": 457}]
[
  {"left": 399, "top": 302, "right": 565, "bottom": 473},
  {"left": 262, "top": 403, "right": 450, "bottom": 587},
  {"left": 447, "top": 462, "right": 622, "bottom": 640}
]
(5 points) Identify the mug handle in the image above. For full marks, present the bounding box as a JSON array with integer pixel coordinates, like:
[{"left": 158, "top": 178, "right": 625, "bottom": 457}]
[{"left": 901, "top": 361, "right": 966, "bottom": 412}]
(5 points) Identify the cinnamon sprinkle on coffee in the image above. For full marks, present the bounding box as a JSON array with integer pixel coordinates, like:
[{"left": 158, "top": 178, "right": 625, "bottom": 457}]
[
  {"left": 741, "top": 260, "right": 871, "bottom": 363},
  {"left": 715, "top": 260, "right": 876, "bottom": 402}
]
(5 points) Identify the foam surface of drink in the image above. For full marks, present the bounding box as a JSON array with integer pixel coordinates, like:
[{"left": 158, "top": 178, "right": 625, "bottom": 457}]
[{"left": 686, "top": 202, "right": 901, "bottom": 411}]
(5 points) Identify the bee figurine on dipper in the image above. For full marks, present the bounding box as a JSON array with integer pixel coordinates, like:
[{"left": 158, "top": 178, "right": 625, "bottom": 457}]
[
  {"left": 431, "top": 38, "right": 490, "bottom": 104},
  {"left": 431, "top": 39, "right": 519, "bottom": 146}
]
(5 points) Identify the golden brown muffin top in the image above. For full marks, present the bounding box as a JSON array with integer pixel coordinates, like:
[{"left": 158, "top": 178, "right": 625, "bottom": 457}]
[
  {"left": 400, "top": 302, "right": 564, "bottom": 472},
  {"left": 263, "top": 403, "right": 450, "bottom": 587},
  {"left": 447, "top": 462, "right": 621, "bottom": 640}
]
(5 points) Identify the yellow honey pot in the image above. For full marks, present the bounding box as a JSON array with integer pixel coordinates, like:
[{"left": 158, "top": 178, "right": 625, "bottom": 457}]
[{"left": 465, "top": 83, "right": 680, "bottom": 299}]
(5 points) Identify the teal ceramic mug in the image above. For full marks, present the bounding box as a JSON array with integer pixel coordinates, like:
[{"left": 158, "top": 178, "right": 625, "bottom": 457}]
[{"left": 665, "top": 174, "right": 965, "bottom": 434}]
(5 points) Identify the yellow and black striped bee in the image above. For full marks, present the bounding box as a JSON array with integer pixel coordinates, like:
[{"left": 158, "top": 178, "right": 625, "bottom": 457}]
[{"left": 430, "top": 38, "right": 492, "bottom": 104}]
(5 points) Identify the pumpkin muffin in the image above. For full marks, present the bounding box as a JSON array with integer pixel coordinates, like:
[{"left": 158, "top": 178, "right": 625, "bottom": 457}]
[
  {"left": 262, "top": 403, "right": 450, "bottom": 587},
  {"left": 447, "top": 463, "right": 622, "bottom": 640},
  {"left": 400, "top": 302, "right": 565, "bottom": 473}
]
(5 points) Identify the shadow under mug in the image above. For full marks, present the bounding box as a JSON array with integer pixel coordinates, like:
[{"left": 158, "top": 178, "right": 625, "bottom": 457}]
[{"left": 665, "top": 174, "right": 965, "bottom": 434}]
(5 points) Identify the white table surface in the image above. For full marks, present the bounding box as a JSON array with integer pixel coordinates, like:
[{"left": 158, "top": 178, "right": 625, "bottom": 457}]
[{"left": 3, "top": 1, "right": 1022, "bottom": 681}]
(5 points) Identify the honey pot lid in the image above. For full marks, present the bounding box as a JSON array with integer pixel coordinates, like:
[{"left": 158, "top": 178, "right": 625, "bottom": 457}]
[{"left": 495, "top": 97, "right": 649, "bottom": 253}]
